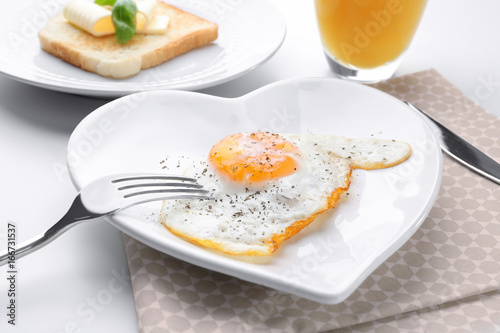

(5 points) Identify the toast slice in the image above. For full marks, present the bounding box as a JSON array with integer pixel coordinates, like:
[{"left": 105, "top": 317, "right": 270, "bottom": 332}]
[{"left": 38, "top": 1, "right": 218, "bottom": 78}]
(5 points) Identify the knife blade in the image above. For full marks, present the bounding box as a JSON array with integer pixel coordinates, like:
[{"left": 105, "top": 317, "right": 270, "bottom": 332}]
[{"left": 404, "top": 101, "right": 500, "bottom": 185}]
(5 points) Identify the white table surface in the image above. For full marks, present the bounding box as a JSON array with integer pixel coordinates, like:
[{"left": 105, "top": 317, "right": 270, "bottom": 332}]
[{"left": 1, "top": 1, "right": 499, "bottom": 332}]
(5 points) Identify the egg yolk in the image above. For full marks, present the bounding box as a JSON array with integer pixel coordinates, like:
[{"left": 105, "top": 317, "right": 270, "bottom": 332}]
[{"left": 209, "top": 132, "right": 301, "bottom": 184}]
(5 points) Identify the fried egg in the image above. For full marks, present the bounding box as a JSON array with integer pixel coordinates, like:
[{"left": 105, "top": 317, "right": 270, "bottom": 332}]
[{"left": 159, "top": 132, "right": 411, "bottom": 256}]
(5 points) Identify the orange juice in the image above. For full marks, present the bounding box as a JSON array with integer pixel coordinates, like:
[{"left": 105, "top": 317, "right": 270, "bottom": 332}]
[{"left": 315, "top": 0, "right": 427, "bottom": 69}]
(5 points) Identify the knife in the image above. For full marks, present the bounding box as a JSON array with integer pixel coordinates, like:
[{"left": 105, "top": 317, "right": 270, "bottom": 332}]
[{"left": 403, "top": 101, "right": 500, "bottom": 185}]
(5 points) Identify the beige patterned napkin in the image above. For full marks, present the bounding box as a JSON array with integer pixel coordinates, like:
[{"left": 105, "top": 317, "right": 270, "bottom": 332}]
[{"left": 123, "top": 69, "right": 500, "bottom": 333}]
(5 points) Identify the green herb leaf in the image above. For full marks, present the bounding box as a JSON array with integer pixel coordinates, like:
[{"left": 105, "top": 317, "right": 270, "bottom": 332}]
[
  {"left": 94, "top": 0, "right": 117, "bottom": 6},
  {"left": 112, "top": 0, "right": 137, "bottom": 44}
]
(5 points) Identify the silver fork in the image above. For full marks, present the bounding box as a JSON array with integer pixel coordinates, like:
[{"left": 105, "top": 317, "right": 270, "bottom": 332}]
[{"left": 0, "top": 174, "right": 213, "bottom": 266}]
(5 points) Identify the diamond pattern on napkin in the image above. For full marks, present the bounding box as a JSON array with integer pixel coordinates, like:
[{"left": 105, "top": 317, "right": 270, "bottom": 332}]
[{"left": 123, "top": 69, "right": 500, "bottom": 333}]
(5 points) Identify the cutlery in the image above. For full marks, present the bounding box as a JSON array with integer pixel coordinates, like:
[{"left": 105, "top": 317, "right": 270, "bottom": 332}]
[
  {"left": 0, "top": 174, "right": 213, "bottom": 266},
  {"left": 404, "top": 101, "right": 500, "bottom": 185}
]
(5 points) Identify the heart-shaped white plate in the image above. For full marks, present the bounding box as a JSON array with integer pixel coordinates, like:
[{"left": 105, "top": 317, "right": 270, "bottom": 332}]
[{"left": 68, "top": 78, "right": 442, "bottom": 304}]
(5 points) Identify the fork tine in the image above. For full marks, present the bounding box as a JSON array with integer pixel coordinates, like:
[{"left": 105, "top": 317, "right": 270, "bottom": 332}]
[
  {"left": 121, "top": 189, "right": 214, "bottom": 207},
  {"left": 112, "top": 175, "right": 198, "bottom": 183},
  {"left": 117, "top": 182, "right": 203, "bottom": 191},
  {"left": 123, "top": 188, "right": 209, "bottom": 198}
]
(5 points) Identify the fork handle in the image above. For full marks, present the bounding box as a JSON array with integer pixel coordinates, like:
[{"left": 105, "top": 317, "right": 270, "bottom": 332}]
[{"left": 0, "top": 195, "right": 100, "bottom": 267}]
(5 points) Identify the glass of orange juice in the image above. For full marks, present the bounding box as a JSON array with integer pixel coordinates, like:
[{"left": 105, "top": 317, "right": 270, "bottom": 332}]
[{"left": 314, "top": 0, "right": 428, "bottom": 82}]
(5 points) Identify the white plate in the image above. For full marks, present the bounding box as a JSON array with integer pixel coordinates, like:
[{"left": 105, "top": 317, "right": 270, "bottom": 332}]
[
  {"left": 67, "top": 78, "right": 442, "bottom": 304},
  {"left": 0, "top": 0, "right": 285, "bottom": 98}
]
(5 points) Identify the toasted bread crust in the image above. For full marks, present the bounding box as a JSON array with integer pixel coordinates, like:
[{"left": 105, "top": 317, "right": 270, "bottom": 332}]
[{"left": 38, "top": 1, "right": 218, "bottom": 78}]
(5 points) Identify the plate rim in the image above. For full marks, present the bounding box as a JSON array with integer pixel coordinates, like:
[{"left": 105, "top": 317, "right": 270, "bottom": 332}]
[{"left": 67, "top": 77, "right": 443, "bottom": 303}]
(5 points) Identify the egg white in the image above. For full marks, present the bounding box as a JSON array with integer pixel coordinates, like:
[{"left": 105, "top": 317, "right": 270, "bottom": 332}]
[{"left": 159, "top": 136, "right": 352, "bottom": 255}]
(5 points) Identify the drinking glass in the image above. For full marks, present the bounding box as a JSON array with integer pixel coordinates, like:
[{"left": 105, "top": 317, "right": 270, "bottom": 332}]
[{"left": 314, "top": 0, "right": 428, "bottom": 82}]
